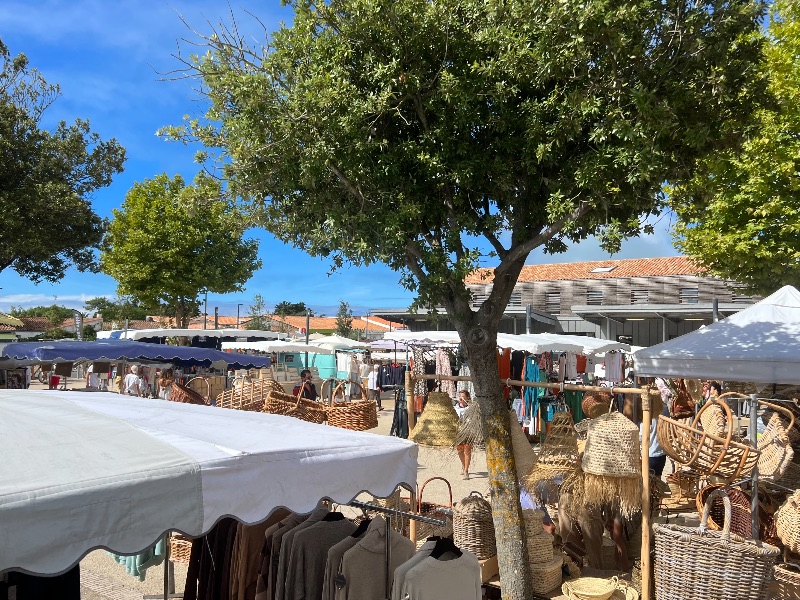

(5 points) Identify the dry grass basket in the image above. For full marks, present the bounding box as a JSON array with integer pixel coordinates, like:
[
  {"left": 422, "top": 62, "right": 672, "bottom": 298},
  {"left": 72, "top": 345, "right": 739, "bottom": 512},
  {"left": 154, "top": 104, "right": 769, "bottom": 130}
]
[
  {"left": 326, "top": 381, "right": 378, "bottom": 431},
  {"left": 263, "top": 389, "right": 327, "bottom": 424},
  {"left": 170, "top": 382, "right": 208, "bottom": 405},
  {"left": 582, "top": 391, "right": 611, "bottom": 419},
  {"left": 776, "top": 491, "right": 800, "bottom": 554},
  {"left": 523, "top": 508, "right": 554, "bottom": 563},
  {"left": 408, "top": 392, "right": 460, "bottom": 447},
  {"left": 657, "top": 397, "right": 760, "bottom": 481},
  {"left": 562, "top": 576, "right": 620, "bottom": 600},
  {"left": 530, "top": 555, "right": 564, "bottom": 595},
  {"left": 169, "top": 533, "right": 193, "bottom": 564},
  {"left": 216, "top": 379, "right": 281, "bottom": 411},
  {"left": 773, "top": 563, "right": 800, "bottom": 600},
  {"left": 414, "top": 476, "right": 454, "bottom": 548},
  {"left": 653, "top": 489, "right": 781, "bottom": 600},
  {"left": 452, "top": 491, "right": 496, "bottom": 559}
]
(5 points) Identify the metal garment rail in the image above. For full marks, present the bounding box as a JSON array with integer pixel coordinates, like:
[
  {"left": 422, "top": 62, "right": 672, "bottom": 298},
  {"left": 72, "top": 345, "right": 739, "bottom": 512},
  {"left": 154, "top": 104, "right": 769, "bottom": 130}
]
[{"left": 348, "top": 499, "right": 447, "bottom": 600}]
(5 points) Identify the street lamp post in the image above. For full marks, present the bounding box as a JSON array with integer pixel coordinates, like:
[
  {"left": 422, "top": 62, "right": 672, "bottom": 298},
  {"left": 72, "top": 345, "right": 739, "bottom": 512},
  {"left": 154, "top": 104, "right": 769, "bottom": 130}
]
[
  {"left": 237, "top": 303, "right": 243, "bottom": 329},
  {"left": 203, "top": 290, "right": 208, "bottom": 329}
]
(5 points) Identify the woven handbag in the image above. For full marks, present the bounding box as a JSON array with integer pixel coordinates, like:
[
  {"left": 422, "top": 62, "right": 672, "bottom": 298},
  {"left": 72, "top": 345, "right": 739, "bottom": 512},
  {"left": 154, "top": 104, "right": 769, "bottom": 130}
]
[
  {"left": 695, "top": 484, "right": 780, "bottom": 545},
  {"left": 581, "top": 391, "right": 611, "bottom": 419},
  {"left": 326, "top": 381, "right": 378, "bottom": 431},
  {"left": 452, "top": 491, "right": 496, "bottom": 559},
  {"left": 758, "top": 401, "right": 796, "bottom": 480},
  {"left": 775, "top": 490, "right": 800, "bottom": 554},
  {"left": 653, "top": 489, "right": 780, "bottom": 600}
]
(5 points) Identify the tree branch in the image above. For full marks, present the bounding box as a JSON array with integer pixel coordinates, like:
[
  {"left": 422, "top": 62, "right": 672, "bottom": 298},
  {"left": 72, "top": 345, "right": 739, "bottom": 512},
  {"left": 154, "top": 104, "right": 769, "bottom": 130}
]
[{"left": 327, "top": 161, "right": 366, "bottom": 204}]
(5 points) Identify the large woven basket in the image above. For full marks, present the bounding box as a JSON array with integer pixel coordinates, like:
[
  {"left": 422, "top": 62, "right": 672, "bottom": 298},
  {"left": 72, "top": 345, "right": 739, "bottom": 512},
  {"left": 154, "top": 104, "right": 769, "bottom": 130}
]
[
  {"left": 169, "top": 533, "right": 193, "bottom": 564},
  {"left": 216, "top": 379, "right": 281, "bottom": 411},
  {"left": 562, "top": 576, "right": 619, "bottom": 600},
  {"left": 773, "top": 563, "right": 800, "bottom": 600},
  {"left": 530, "top": 555, "right": 563, "bottom": 595},
  {"left": 523, "top": 509, "right": 554, "bottom": 564},
  {"left": 653, "top": 489, "right": 780, "bottom": 600},
  {"left": 414, "top": 477, "right": 454, "bottom": 548},
  {"left": 776, "top": 491, "right": 800, "bottom": 553},
  {"left": 263, "top": 389, "right": 327, "bottom": 424},
  {"left": 759, "top": 401, "right": 796, "bottom": 480},
  {"left": 695, "top": 484, "right": 780, "bottom": 545},
  {"left": 185, "top": 376, "right": 211, "bottom": 403},
  {"left": 170, "top": 382, "right": 208, "bottom": 405},
  {"left": 452, "top": 492, "right": 496, "bottom": 559},
  {"left": 657, "top": 398, "right": 759, "bottom": 481},
  {"left": 408, "top": 391, "right": 460, "bottom": 447},
  {"left": 327, "top": 381, "right": 378, "bottom": 431}
]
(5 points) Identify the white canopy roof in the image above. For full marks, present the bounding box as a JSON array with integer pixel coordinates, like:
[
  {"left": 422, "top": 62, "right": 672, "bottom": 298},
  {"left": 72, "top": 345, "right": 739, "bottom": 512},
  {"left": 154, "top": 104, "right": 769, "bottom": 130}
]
[
  {"left": 0, "top": 391, "right": 417, "bottom": 576},
  {"left": 220, "top": 340, "right": 335, "bottom": 354},
  {"left": 634, "top": 285, "right": 800, "bottom": 383},
  {"left": 98, "top": 328, "right": 288, "bottom": 341},
  {"left": 307, "top": 335, "right": 371, "bottom": 350},
  {"left": 383, "top": 331, "right": 626, "bottom": 355}
]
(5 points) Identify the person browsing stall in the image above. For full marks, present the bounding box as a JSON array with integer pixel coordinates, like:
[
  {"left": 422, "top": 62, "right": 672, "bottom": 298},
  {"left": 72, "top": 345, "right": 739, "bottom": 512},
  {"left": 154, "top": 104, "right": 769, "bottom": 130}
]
[
  {"left": 455, "top": 390, "right": 473, "bottom": 480},
  {"left": 296, "top": 369, "right": 318, "bottom": 400}
]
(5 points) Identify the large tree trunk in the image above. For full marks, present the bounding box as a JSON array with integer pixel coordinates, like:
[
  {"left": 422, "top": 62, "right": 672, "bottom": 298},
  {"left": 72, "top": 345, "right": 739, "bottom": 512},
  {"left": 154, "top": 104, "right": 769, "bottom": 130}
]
[{"left": 455, "top": 319, "right": 533, "bottom": 600}]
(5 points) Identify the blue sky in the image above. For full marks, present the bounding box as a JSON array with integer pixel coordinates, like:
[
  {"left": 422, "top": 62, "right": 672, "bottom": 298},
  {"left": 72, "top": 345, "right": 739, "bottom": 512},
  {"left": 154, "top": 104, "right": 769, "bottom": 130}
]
[{"left": 0, "top": 0, "right": 678, "bottom": 317}]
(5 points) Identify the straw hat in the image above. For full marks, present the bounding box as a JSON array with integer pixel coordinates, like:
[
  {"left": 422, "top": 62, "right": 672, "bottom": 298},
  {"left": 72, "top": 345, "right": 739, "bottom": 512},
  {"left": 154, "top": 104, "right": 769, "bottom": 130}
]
[
  {"left": 409, "top": 392, "right": 460, "bottom": 447},
  {"left": 524, "top": 411, "right": 579, "bottom": 501},
  {"left": 508, "top": 410, "right": 537, "bottom": 479},
  {"left": 581, "top": 411, "right": 642, "bottom": 517}
]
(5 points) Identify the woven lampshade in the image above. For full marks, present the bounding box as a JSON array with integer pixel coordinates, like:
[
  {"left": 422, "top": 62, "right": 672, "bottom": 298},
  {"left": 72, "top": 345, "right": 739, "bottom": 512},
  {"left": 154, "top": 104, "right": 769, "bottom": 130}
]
[
  {"left": 508, "top": 410, "right": 537, "bottom": 479},
  {"left": 454, "top": 400, "right": 485, "bottom": 448},
  {"left": 524, "top": 411, "right": 579, "bottom": 501},
  {"left": 409, "top": 392, "right": 460, "bottom": 447},
  {"left": 581, "top": 411, "right": 642, "bottom": 517}
]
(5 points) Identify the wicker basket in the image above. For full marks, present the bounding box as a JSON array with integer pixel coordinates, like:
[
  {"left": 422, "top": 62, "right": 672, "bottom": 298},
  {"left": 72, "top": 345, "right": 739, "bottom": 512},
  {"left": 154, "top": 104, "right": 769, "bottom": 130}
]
[
  {"left": 530, "top": 555, "right": 564, "bottom": 595},
  {"left": 759, "top": 401, "right": 796, "bottom": 480},
  {"left": 694, "top": 484, "right": 780, "bottom": 545},
  {"left": 562, "top": 576, "right": 619, "bottom": 600},
  {"left": 263, "top": 389, "right": 327, "bottom": 424},
  {"left": 170, "top": 382, "right": 208, "bottom": 405},
  {"left": 656, "top": 398, "right": 760, "bottom": 481},
  {"left": 582, "top": 392, "right": 611, "bottom": 419},
  {"left": 414, "top": 477, "right": 454, "bottom": 548},
  {"left": 216, "top": 379, "right": 280, "bottom": 411},
  {"left": 169, "top": 533, "right": 193, "bottom": 564},
  {"left": 773, "top": 563, "right": 800, "bottom": 600},
  {"left": 776, "top": 491, "right": 800, "bottom": 553},
  {"left": 452, "top": 492, "right": 496, "bottom": 560},
  {"left": 185, "top": 376, "right": 211, "bottom": 403},
  {"left": 327, "top": 382, "right": 378, "bottom": 431},
  {"left": 653, "top": 489, "right": 781, "bottom": 600},
  {"left": 523, "top": 509, "right": 554, "bottom": 563},
  {"left": 669, "top": 379, "right": 696, "bottom": 419}
]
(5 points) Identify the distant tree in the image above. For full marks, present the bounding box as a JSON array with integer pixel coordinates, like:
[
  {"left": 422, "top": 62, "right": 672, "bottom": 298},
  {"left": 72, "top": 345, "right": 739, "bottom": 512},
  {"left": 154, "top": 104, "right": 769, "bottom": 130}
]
[
  {"left": 81, "top": 324, "right": 97, "bottom": 340},
  {"left": 245, "top": 294, "right": 271, "bottom": 330},
  {"left": 42, "top": 327, "right": 73, "bottom": 340},
  {"left": 10, "top": 304, "right": 74, "bottom": 328},
  {"left": 84, "top": 296, "right": 149, "bottom": 321},
  {"left": 274, "top": 301, "right": 313, "bottom": 316},
  {"left": 102, "top": 173, "right": 262, "bottom": 328},
  {"left": 671, "top": 0, "right": 800, "bottom": 295},
  {"left": 0, "top": 39, "right": 126, "bottom": 283},
  {"left": 335, "top": 301, "right": 353, "bottom": 337}
]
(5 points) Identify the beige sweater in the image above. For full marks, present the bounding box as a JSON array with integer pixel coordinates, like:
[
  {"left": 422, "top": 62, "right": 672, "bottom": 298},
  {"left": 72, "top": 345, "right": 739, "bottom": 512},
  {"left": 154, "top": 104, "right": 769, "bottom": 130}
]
[
  {"left": 390, "top": 540, "right": 436, "bottom": 600},
  {"left": 335, "top": 527, "right": 415, "bottom": 600},
  {"left": 321, "top": 518, "right": 385, "bottom": 600},
  {"left": 231, "top": 509, "right": 291, "bottom": 600},
  {"left": 401, "top": 552, "right": 481, "bottom": 600}
]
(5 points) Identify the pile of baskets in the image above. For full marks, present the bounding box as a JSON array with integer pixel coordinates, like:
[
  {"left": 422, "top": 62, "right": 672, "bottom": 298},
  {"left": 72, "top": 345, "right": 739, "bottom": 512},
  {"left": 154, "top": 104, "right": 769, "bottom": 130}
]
[{"left": 522, "top": 508, "right": 562, "bottom": 595}]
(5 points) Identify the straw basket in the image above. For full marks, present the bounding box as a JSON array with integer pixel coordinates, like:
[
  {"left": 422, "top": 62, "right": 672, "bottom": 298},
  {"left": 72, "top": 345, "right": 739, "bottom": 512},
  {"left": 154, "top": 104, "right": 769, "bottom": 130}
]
[
  {"left": 263, "top": 389, "right": 327, "bottom": 424},
  {"left": 185, "top": 376, "right": 211, "bottom": 403},
  {"left": 773, "top": 563, "right": 800, "bottom": 600},
  {"left": 582, "top": 392, "right": 611, "bottom": 419},
  {"left": 670, "top": 379, "right": 695, "bottom": 419},
  {"left": 414, "top": 477, "right": 453, "bottom": 547},
  {"left": 759, "top": 402, "right": 796, "bottom": 480},
  {"left": 326, "top": 381, "right": 378, "bottom": 431},
  {"left": 522, "top": 509, "right": 555, "bottom": 563},
  {"left": 694, "top": 484, "right": 779, "bottom": 545},
  {"left": 776, "top": 491, "right": 800, "bottom": 553},
  {"left": 525, "top": 410, "right": 579, "bottom": 501},
  {"left": 170, "top": 382, "right": 208, "bottom": 405},
  {"left": 653, "top": 489, "right": 780, "bottom": 600},
  {"left": 530, "top": 556, "right": 564, "bottom": 595},
  {"left": 169, "top": 533, "right": 193, "bottom": 564},
  {"left": 216, "top": 379, "right": 281, "bottom": 411},
  {"left": 776, "top": 461, "right": 800, "bottom": 493},
  {"left": 656, "top": 398, "right": 760, "bottom": 481},
  {"left": 409, "top": 392, "right": 460, "bottom": 447},
  {"left": 453, "top": 492, "right": 496, "bottom": 559},
  {"left": 562, "top": 576, "right": 620, "bottom": 600}
]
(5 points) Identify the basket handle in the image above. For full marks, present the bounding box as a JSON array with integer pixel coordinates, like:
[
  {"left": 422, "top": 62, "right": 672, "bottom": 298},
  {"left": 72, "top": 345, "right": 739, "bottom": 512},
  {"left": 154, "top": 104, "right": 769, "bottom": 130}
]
[
  {"left": 759, "top": 399, "right": 796, "bottom": 432},
  {"left": 418, "top": 476, "right": 453, "bottom": 508},
  {"left": 700, "top": 488, "right": 732, "bottom": 541},
  {"left": 691, "top": 398, "right": 735, "bottom": 445},
  {"left": 330, "top": 380, "right": 369, "bottom": 406}
]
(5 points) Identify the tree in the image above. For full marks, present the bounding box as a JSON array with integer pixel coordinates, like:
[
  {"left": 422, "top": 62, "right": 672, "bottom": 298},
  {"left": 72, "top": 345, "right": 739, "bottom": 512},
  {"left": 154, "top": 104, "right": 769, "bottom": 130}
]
[
  {"left": 670, "top": 0, "right": 800, "bottom": 295},
  {"left": 274, "top": 301, "right": 313, "bottom": 316},
  {"left": 335, "top": 300, "right": 353, "bottom": 337},
  {"left": 101, "top": 173, "right": 262, "bottom": 328},
  {"left": 10, "top": 304, "right": 75, "bottom": 329},
  {"left": 166, "top": 2, "right": 765, "bottom": 596},
  {"left": 83, "top": 296, "right": 150, "bottom": 322},
  {"left": 0, "top": 39, "right": 126, "bottom": 282},
  {"left": 245, "top": 294, "right": 271, "bottom": 330},
  {"left": 82, "top": 324, "right": 97, "bottom": 340}
]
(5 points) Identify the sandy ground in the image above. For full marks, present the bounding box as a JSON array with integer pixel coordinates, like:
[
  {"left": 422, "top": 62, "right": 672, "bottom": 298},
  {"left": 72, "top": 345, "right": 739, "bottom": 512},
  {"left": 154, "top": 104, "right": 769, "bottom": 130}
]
[{"left": 21, "top": 383, "right": 650, "bottom": 599}]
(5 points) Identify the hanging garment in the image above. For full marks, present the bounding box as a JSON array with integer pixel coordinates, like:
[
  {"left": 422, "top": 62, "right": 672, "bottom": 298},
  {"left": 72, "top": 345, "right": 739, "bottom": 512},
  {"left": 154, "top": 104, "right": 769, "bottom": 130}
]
[
  {"left": 7, "top": 565, "right": 80, "bottom": 600},
  {"left": 523, "top": 357, "right": 541, "bottom": 434},
  {"left": 284, "top": 516, "right": 357, "bottom": 600},
  {"left": 183, "top": 517, "right": 238, "bottom": 600},
  {"left": 603, "top": 352, "right": 623, "bottom": 382},
  {"left": 377, "top": 364, "right": 392, "bottom": 389},
  {"left": 264, "top": 513, "right": 307, "bottom": 600},
  {"left": 412, "top": 347, "right": 427, "bottom": 410},
  {"left": 275, "top": 506, "right": 330, "bottom": 600},
  {"left": 255, "top": 517, "right": 293, "bottom": 600},
  {"left": 336, "top": 353, "right": 350, "bottom": 375},
  {"left": 231, "top": 509, "right": 291, "bottom": 600},
  {"left": 390, "top": 389, "right": 409, "bottom": 439},
  {"left": 400, "top": 552, "right": 482, "bottom": 600},
  {"left": 576, "top": 355, "right": 587, "bottom": 374},
  {"left": 435, "top": 349, "right": 456, "bottom": 401},
  {"left": 456, "top": 364, "right": 475, "bottom": 399},
  {"left": 321, "top": 517, "right": 383, "bottom": 600},
  {"left": 391, "top": 539, "right": 437, "bottom": 600},
  {"left": 564, "top": 353, "right": 578, "bottom": 380},
  {"left": 109, "top": 535, "right": 167, "bottom": 582}
]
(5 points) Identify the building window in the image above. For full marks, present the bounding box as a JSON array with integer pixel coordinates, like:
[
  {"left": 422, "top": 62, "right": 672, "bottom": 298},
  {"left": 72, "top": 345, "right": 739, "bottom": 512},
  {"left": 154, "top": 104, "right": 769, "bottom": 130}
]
[
  {"left": 732, "top": 293, "right": 753, "bottom": 304},
  {"left": 631, "top": 289, "right": 649, "bottom": 304},
  {"left": 508, "top": 291, "right": 522, "bottom": 306},
  {"left": 586, "top": 290, "right": 603, "bottom": 305},
  {"left": 545, "top": 291, "right": 561, "bottom": 314},
  {"left": 679, "top": 287, "right": 699, "bottom": 304},
  {"left": 590, "top": 266, "right": 617, "bottom": 273}
]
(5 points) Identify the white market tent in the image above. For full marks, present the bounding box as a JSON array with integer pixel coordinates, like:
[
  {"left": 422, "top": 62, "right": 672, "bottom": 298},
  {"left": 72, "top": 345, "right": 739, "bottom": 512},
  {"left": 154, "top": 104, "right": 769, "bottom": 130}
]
[
  {"left": 308, "top": 334, "right": 371, "bottom": 350},
  {"left": 97, "top": 329, "right": 289, "bottom": 341},
  {"left": 220, "top": 340, "right": 335, "bottom": 354},
  {"left": 0, "top": 390, "right": 418, "bottom": 576},
  {"left": 634, "top": 285, "right": 800, "bottom": 383}
]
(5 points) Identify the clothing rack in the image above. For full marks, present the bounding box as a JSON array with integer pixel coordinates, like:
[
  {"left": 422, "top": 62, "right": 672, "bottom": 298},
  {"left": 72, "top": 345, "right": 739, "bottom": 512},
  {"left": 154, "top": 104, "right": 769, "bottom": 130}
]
[{"left": 347, "top": 499, "right": 447, "bottom": 600}]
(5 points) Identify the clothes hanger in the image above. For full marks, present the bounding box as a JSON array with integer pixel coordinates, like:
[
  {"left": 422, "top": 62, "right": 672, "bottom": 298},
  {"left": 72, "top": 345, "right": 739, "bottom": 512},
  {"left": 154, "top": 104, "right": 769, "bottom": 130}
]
[
  {"left": 350, "top": 517, "right": 372, "bottom": 537},
  {"left": 321, "top": 512, "right": 346, "bottom": 522},
  {"left": 429, "top": 537, "right": 462, "bottom": 560}
]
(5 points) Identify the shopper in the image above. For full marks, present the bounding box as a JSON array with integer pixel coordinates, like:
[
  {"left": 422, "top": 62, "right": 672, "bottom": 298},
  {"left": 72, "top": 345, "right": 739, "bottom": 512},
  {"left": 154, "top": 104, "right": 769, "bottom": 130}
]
[
  {"left": 368, "top": 364, "right": 382, "bottom": 409},
  {"left": 85, "top": 364, "right": 100, "bottom": 389},
  {"left": 296, "top": 369, "right": 318, "bottom": 400},
  {"left": 123, "top": 365, "right": 142, "bottom": 397},
  {"left": 455, "top": 390, "right": 472, "bottom": 480},
  {"left": 158, "top": 368, "right": 175, "bottom": 400}
]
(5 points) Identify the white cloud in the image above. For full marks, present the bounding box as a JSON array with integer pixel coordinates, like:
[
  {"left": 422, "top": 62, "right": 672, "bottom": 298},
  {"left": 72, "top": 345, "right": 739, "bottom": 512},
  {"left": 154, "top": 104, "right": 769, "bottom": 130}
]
[{"left": 0, "top": 293, "right": 109, "bottom": 312}]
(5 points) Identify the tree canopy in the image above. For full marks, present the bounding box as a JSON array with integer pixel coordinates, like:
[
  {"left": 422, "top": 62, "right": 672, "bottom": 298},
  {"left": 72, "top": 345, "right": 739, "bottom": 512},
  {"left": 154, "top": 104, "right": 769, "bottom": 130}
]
[
  {"left": 166, "top": 1, "right": 766, "bottom": 596},
  {"left": 101, "top": 173, "right": 262, "bottom": 328},
  {"left": 335, "top": 300, "right": 353, "bottom": 337},
  {"left": 274, "top": 301, "right": 312, "bottom": 316},
  {"left": 245, "top": 294, "right": 271, "bottom": 330},
  {"left": 10, "top": 304, "right": 75, "bottom": 328},
  {"left": 0, "top": 39, "right": 126, "bottom": 283},
  {"left": 83, "top": 296, "right": 151, "bottom": 322},
  {"left": 670, "top": 0, "right": 800, "bottom": 295}
]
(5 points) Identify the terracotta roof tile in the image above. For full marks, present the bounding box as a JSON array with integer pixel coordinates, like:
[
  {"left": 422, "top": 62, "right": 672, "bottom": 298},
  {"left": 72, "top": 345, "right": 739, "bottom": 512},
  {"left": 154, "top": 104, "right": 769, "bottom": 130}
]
[
  {"left": 465, "top": 256, "right": 703, "bottom": 284},
  {"left": 13, "top": 317, "right": 53, "bottom": 331}
]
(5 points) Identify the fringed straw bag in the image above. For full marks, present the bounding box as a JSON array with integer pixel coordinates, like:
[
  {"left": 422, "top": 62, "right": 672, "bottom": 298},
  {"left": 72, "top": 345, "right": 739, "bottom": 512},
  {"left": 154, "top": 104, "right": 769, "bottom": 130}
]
[
  {"left": 581, "top": 412, "right": 641, "bottom": 518},
  {"left": 452, "top": 492, "right": 496, "bottom": 559},
  {"left": 409, "top": 392, "right": 460, "bottom": 447},
  {"left": 654, "top": 490, "right": 780, "bottom": 600},
  {"left": 775, "top": 490, "right": 800, "bottom": 554},
  {"left": 525, "top": 410, "right": 579, "bottom": 502},
  {"left": 454, "top": 400, "right": 485, "bottom": 448}
]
